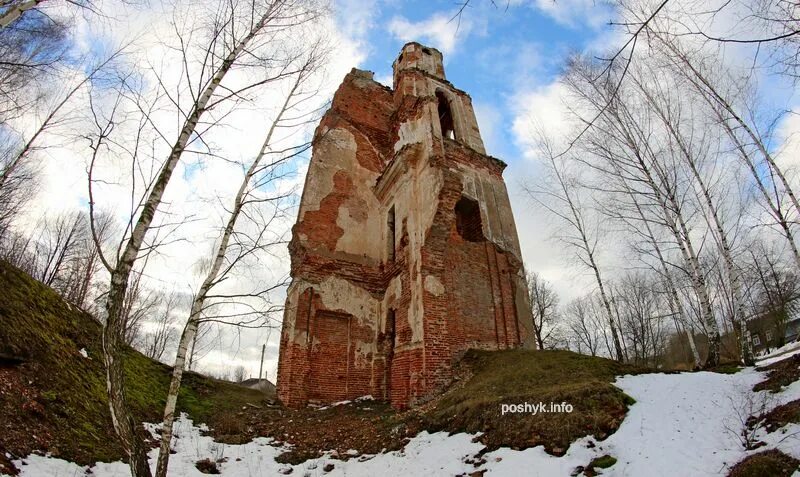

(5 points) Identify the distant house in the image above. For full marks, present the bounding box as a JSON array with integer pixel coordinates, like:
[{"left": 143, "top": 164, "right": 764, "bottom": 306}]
[
  {"left": 240, "top": 378, "right": 276, "bottom": 396},
  {"left": 747, "top": 300, "right": 800, "bottom": 353}
]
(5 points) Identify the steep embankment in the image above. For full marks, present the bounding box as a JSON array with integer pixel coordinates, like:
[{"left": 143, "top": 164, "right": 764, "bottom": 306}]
[{"left": 0, "top": 260, "right": 265, "bottom": 475}]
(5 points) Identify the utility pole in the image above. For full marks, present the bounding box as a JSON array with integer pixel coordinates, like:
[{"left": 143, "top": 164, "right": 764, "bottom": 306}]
[{"left": 258, "top": 343, "right": 266, "bottom": 381}]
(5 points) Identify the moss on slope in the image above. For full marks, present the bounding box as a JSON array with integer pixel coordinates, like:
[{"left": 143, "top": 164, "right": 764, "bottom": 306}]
[{"left": 0, "top": 260, "right": 264, "bottom": 469}]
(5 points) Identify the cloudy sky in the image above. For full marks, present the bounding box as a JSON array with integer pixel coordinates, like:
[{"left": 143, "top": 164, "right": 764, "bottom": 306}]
[
  {"left": 13, "top": 0, "right": 652, "bottom": 380},
  {"left": 19, "top": 0, "right": 798, "bottom": 381}
]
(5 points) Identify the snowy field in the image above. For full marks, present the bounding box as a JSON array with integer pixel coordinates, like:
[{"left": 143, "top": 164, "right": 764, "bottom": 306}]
[{"left": 7, "top": 363, "right": 800, "bottom": 476}]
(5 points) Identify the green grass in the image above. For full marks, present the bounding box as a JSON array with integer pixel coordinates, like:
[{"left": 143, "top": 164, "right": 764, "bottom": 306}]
[
  {"left": 0, "top": 260, "right": 265, "bottom": 466},
  {"left": 589, "top": 454, "right": 617, "bottom": 469},
  {"left": 421, "top": 349, "right": 648, "bottom": 454}
]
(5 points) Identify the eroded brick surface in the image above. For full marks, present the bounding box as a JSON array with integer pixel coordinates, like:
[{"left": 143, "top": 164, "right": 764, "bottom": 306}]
[{"left": 277, "top": 42, "right": 534, "bottom": 410}]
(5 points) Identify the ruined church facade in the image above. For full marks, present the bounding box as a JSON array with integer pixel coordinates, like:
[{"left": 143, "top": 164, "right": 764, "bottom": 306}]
[{"left": 276, "top": 43, "right": 532, "bottom": 409}]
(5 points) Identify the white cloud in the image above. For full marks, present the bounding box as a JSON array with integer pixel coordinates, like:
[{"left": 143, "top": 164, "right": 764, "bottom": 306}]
[
  {"left": 509, "top": 0, "right": 613, "bottom": 29},
  {"left": 473, "top": 101, "right": 502, "bottom": 156},
  {"left": 511, "top": 80, "right": 575, "bottom": 158},
  {"left": 8, "top": 0, "right": 373, "bottom": 382},
  {"left": 387, "top": 11, "right": 473, "bottom": 56}
]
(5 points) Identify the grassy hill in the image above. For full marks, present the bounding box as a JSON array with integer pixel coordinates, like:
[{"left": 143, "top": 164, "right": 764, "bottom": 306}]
[
  {"left": 422, "top": 349, "right": 647, "bottom": 454},
  {"left": 219, "top": 349, "right": 650, "bottom": 465},
  {"left": 0, "top": 258, "right": 653, "bottom": 474},
  {"left": 0, "top": 260, "right": 265, "bottom": 474}
]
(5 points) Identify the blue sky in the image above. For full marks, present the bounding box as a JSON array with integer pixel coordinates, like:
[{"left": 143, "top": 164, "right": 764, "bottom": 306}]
[{"left": 335, "top": 0, "right": 616, "bottom": 165}]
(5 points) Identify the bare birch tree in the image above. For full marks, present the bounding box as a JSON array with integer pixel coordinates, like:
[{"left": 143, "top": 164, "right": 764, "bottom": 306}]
[
  {"left": 86, "top": 2, "right": 323, "bottom": 475},
  {"left": 527, "top": 271, "right": 560, "bottom": 350},
  {"left": 155, "top": 40, "right": 325, "bottom": 477},
  {"left": 559, "top": 56, "right": 724, "bottom": 366},
  {"left": 525, "top": 133, "right": 625, "bottom": 362}
]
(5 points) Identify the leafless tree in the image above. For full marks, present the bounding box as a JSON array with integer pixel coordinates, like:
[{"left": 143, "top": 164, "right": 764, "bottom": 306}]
[
  {"left": 564, "top": 295, "right": 603, "bottom": 357},
  {"left": 233, "top": 365, "right": 247, "bottom": 383},
  {"left": 614, "top": 272, "right": 671, "bottom": 367},
  {"left": 84, "top": 1, "right": 324, "bottom": 474},
  {"left": 524, "top": 132, "right": 625, "bottom": 362},
  {"left": 625, "top": 68, "right": 754, "bottom": 364},
  {"left": 0, "top": 9, "right": 68, "bottom": 124},
  {"left": 29, "top": 211, "right": 86, "bottom": 287},
  {"left": 136, "top": 291, "right": 181, "bottom": 362},
  {"left": 742, "top": 240, "right": 800, "bottom": 346},
  {"left": 155, "top": 39, "right": 326, "bottom": 477},
  {"left": 527, "top": 271, "right": 560, "bottom": 350},
  {"left": 644, "top": 22, "right": 800, "bottom": 272},
  {"left": 559, "top": 55, "right": 724, "bottom": 367},
  {"left": 56, "top": 211, "right": 115, "bottom": 309}
]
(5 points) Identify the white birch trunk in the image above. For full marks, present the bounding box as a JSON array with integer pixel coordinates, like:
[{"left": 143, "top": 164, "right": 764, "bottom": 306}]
[
  {"left": 101, "top": 9, "right": 278, "bottom": 477},
  {"left": 154, "top": 65, "right": 304, "bottom": 477}
]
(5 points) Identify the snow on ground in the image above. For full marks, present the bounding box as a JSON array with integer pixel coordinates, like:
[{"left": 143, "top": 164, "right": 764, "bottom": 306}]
[
  {"left": 8, "top": 366, "right": 800, "bottom": 476},
  {"left": 6, "top": 416, "right": 483, "bottom": 477},
  {"left": 481, "top": 369, "right": 789, "bottom": 476},
  {"left": 756, "top": 341, "right": 800, "bottom": 367}
]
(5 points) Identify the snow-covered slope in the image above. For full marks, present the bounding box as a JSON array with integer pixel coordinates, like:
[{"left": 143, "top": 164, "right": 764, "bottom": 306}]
[{"left": 8, "top": 364, "right": 800, "bottom": 477}]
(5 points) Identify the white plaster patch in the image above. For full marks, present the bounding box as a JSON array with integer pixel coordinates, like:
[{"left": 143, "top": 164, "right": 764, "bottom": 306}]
[
  {"left": 423, "top": 275, "right": 445, "bottom": 296},
  {"left": 386, "top": 275, "right": 403, "bottom": 303},
  {"left": 297, "top": 128, "right": 356, "bottom": 221},
  {"left": 395, "top": 117, "right": 429, "bottom": 152},
  {"left": 317, "top": 275, "right": 379, "bottom": 329},
  {"left": 354, "top": 340, "right": 377, "bottom": 366}
]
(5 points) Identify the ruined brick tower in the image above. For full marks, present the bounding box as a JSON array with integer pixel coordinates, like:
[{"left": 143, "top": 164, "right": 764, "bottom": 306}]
[{"left": 277, "top": 42, "right": 532, "bottom": 409}]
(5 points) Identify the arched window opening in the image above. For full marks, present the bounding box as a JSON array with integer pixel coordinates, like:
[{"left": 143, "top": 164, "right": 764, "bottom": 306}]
[
  {"left": 436, "top": 91, "right": 455, "bottom": 140},
  {"left": 422, "top": 47, "right": 432, "bottom": 55},
  {"left": 455, "top": 196, "right": 484, "bottom": 242}
]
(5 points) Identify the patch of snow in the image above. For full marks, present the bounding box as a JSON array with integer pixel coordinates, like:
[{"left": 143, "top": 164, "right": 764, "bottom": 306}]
[
  {"left": 10, "top": 361, "right": 800, "bottom": 476},
  {"left": 756, "top": 341, "right": 800, "bottom": 367},
  {"left": 79, "top": 348, "right": 89, "bottom": 359},
  {"left": 481, "top": 369, "right": 769, "bottom": 476},
  {"left": 5, "top": 415, "right": 482, "bottom": 477},
  {"left": 316, "top": 395, "right": 375, "bottom": 410}
]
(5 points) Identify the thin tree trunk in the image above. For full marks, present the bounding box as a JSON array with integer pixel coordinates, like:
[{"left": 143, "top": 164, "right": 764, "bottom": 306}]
[
  {"left": 607, "top": 98, "right": 721, "bottom": 367},
  {"left": 543, "top": 150, "right": 624, "bottom": 362},
  {"left": 626, "top": 178, "right": 703, "bottom": 368},
  {"left": 638, "top": 82, "right": 754, "bottom": 365},
  {"left": 102, "top": 11, "right": 275, "bottom": 477},
  {"left": 656, "top": 35, "right": 800, "bottom": 228},
  {"left": 154, "top": 64, "right": 303, "bottom": 477}
]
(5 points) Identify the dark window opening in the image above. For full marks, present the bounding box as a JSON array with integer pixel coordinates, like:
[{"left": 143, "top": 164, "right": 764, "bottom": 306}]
[
  {"left": 398, "top": 52, "right": 404, "bottom": 63},
  {"left": 422, "top": 47, "right": 431, "bottom": 55},
  {"left": 455, "top": 196, "right": 484, "bottom": 242},
  {"left": 436, "top": 91, "right": 455, "bottom": 140},
  {"left": 386, "top": 310, "right": 396, "bottom": 350},
  {"left": 384, "top": 309, "right": 396, "bottom": 400},
  {"left": 387, "top": 205, "right": 396, "bottom": 262}
]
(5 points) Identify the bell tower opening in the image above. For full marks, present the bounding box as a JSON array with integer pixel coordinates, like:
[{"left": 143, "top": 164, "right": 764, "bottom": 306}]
[{"left": 436, "top": 91, "right": 455, "bottom": 140}]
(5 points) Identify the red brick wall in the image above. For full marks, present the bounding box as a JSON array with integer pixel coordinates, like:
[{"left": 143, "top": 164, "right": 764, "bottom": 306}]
[{"left": 277, "top": 64, "right": 529, "bottom": 410}]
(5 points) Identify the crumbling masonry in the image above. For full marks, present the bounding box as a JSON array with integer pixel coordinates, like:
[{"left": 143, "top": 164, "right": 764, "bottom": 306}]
[{"left": 277, "top": 43, "right": 533, "bottom": 409}]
